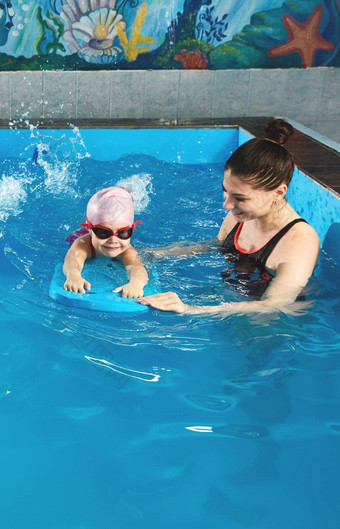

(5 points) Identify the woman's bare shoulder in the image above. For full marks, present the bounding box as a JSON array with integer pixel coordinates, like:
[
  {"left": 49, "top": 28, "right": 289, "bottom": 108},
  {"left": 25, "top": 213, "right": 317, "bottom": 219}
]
[
  {"left": 217, "top": 212, "right": 238, "bottom": 241},
  {"left": 269, "top": 218, "right": 320, "bottom": 270},
  {"left": 289, "top": 219, "right": 320, "bottom": 246}
]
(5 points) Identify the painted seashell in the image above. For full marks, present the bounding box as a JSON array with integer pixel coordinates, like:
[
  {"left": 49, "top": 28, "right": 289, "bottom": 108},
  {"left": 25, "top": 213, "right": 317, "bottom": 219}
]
[
  {"left": 78, "top": 45, "right": 123, "bottom": 64},
  {"left": 61, "top": 1, "right": 125, "bottom": 64},
  {"left": 89, "top": 38, "right": 114, "bottom": 50}
]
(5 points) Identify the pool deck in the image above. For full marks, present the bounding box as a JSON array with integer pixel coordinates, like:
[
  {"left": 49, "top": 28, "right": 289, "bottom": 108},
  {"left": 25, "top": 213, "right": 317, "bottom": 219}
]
[
  {"left": 0, "top": 117, "right": 339, "bottom": 196},
  {"left": 230, "top": 117, "right": 340, "bottom": 197}
]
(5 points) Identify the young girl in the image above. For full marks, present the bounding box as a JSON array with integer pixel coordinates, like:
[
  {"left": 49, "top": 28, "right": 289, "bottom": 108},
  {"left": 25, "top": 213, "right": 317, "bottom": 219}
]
[{"left": 63, "top": 187, "right": 148, "bottom": 298}]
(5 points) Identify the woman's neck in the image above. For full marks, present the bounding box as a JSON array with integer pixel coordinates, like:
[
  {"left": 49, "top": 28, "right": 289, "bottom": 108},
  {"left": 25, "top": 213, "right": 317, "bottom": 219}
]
[{"left": 252, "top": 200, "right": 297, "bottom": 231}]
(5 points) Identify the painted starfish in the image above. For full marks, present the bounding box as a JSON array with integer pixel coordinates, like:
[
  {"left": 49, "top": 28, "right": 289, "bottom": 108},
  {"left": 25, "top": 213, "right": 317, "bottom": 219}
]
[{"left": 268, "top": 5, "right": 335, "bottom": 68}]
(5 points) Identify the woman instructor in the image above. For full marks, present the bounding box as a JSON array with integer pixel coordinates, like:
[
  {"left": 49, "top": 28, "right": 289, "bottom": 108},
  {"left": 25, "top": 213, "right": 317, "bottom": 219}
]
[{"left": 138, "top": 119, "right": 320, "bottom": 315}]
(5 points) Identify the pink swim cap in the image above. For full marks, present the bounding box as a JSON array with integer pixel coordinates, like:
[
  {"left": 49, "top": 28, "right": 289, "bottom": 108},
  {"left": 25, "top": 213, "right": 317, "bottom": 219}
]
[{"left": 86, "top": 187, "right": 134, "bottom": 226}]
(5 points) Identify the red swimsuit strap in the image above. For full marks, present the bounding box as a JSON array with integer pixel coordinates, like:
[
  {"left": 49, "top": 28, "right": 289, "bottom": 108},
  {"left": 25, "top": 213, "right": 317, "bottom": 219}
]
[
  {"left": 234, "top": 219, "right": 307, "bottom": 256},
  {"left": 234, "top": 222, "right": 273, "bottom": 255}
]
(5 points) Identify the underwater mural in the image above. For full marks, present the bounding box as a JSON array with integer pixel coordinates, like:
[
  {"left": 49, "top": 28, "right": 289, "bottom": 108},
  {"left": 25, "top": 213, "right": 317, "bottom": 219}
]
[{"left": 0, "top": 0, "right": 338, "bottom": 70}]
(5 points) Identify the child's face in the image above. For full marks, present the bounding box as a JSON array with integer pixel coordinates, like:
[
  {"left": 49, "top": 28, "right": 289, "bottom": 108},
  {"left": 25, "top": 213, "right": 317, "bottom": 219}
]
[{"left": 91, "top": 221, "right": 131, "bottom": 257}]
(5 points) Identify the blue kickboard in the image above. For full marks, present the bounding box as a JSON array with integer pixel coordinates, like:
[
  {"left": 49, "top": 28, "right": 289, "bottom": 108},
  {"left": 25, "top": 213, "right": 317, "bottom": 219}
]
[{"left": 49, "top": 259, "right": 161, "bottom": 313}]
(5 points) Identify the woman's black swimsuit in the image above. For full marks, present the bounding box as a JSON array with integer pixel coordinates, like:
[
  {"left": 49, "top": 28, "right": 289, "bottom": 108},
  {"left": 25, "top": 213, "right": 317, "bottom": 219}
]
[{"left": 219, "top": 218, "right": 308, "bottom": 299}]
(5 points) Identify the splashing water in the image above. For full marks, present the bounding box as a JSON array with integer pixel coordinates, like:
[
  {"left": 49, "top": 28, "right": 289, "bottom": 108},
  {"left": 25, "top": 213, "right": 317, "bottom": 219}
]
[
  {"left": 0, "top": 126, "right": 92, "bottom": 230},
  {"left": 116, "top": 172, "right": 154, "bottom": 214},
  {"left": 29, "top": 126, "right": 90, "bottom": 196},
  {"left": 27, "top": 123, "right": 90, "bottom": 162},
  {"left": 37, "top": 144, "right": 77, "bottom": 196},
  {"left": 0, "top": 175, "right": 27, "bottom": 223}
]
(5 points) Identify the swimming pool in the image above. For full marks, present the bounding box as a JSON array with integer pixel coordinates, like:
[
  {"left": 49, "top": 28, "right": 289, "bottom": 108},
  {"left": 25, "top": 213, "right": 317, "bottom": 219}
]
[{"left": 0, "top": 125, "right": 340, "bottom": 529}]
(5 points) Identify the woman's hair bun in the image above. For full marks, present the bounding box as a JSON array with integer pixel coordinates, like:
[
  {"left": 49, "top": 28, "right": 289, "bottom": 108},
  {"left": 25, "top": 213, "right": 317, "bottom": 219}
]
[{"left": 263, "top": 119, "right": 293, "bottom": 145}]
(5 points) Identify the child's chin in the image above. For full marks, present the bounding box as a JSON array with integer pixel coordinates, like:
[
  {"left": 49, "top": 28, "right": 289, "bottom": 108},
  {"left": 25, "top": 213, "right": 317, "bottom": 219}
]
[{"left": 103, "top": 247, "right": 121, "bottom": 256}]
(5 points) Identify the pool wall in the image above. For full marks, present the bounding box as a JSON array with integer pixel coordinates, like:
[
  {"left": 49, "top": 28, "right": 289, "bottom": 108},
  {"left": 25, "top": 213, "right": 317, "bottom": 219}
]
[{"left": 0, "top": 68, "right": 339, "bottom": 144}]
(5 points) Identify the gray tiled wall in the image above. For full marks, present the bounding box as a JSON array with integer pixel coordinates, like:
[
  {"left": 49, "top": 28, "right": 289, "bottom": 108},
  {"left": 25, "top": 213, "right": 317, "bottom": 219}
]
[{"left": 0, "top": 68, "right": 339, "bottom": 144}]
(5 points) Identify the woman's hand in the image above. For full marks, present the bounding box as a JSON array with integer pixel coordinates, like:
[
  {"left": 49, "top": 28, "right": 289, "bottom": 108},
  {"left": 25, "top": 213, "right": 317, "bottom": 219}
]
[{"left": 137, "top": 292, "right": 188, "bottom": 313}]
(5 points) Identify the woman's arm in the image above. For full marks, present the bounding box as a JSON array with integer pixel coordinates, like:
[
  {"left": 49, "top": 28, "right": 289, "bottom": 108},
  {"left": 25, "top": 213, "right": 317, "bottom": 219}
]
[
  {"left": 138, "top": 225, "right": 320, "bottom": 315},
  {"left": 137, "top": 279, "right": 311, "bottom": 316},
  {"left": 144, "top": 212, "right": 232, "bottom": 260},
  {"left": 146, "top": 239, "right": 220, "bottom": 259},
  {"left": 63, "top": 235, "right": 92, "bottom": 292},
  {"left": 114, "top": 247, "right": 148, "bottom": 298}
]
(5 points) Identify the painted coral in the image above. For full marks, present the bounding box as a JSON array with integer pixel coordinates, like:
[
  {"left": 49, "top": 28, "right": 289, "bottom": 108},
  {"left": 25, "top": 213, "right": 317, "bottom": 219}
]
[
  {"left": 61, "top": 0, "right": 126, "bottom": 64},
  {"left": 116, "top": 1, "right": 154, "bottom": 62},
  {"left": 174, "top": 48, "right": 208, "bottom": 69}
]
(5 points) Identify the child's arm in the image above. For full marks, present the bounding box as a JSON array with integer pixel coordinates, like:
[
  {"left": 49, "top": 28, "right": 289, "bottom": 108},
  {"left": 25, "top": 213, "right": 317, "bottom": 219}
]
[
  {"left": 63, "top": 235, "right": 92, "bottom": 293},
  {"left": 113, "top": 247, "right": 148, "bottom": 298}
]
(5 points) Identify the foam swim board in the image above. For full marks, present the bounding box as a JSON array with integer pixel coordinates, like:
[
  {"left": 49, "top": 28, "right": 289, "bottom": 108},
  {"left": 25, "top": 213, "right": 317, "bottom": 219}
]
[{"left": 49, "top": 259, "right": 161, "bottom": 313}]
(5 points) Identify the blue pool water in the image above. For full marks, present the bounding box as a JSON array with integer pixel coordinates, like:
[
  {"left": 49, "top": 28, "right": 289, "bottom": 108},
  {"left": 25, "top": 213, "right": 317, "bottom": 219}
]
[{"left": 0, "top": 127, "right": 340, "bottom": 529}]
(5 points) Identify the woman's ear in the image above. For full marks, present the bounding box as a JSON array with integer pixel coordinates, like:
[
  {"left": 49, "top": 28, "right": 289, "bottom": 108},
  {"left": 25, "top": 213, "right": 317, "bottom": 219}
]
[{"left": 275, "top": 183, "right": 288, "bottom": 201}]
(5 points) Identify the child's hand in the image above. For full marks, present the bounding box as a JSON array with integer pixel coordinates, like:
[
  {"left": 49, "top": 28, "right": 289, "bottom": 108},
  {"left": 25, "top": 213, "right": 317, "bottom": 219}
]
[
  {"left": 64, "top": 272, "right": 91, "bottom": 293},
  {"left": 113, "top": 281, "right": 144, "bottom": 299}
]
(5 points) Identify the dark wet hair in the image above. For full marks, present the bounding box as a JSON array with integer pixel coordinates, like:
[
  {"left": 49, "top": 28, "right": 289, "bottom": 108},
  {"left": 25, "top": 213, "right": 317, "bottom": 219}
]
[{"left": 225, "top": 119, "right": 295, "bottom": 191}]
